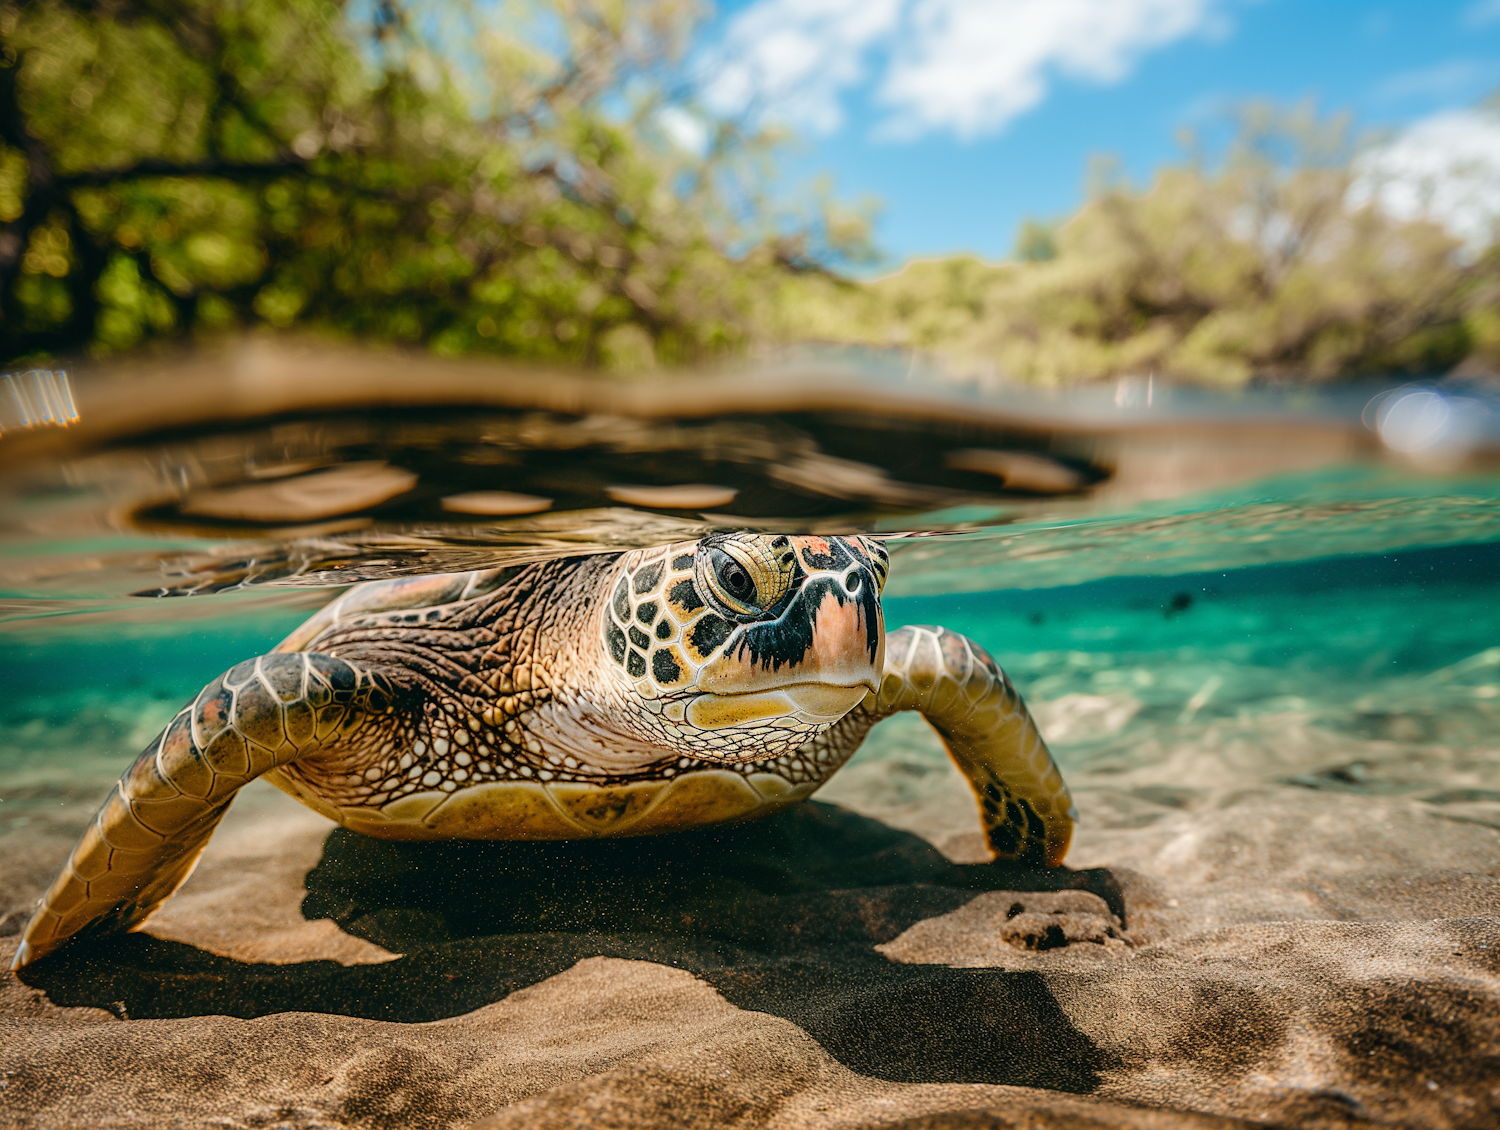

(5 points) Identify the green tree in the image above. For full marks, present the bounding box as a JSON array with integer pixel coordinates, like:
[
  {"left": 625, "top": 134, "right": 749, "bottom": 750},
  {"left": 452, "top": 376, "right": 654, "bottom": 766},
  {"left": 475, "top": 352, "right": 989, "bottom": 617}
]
[
  {"left": 779, "top": 104, "right": 1500, "bottom": 386},
  {"left": 0, "top": 0, "right": 850, "bottom": 367}
]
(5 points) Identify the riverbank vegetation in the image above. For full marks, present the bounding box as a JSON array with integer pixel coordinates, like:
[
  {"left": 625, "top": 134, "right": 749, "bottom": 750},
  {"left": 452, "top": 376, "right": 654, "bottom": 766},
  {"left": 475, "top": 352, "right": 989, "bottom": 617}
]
[
  {"left": 779, "top": 105, "right": 1500, "bottom": 386},
  {"left": 0, "top": 0, "right": 860, "bottom": 369},
  {"left": 2, "top": 0, "right": 1496, "bottom": 384}
]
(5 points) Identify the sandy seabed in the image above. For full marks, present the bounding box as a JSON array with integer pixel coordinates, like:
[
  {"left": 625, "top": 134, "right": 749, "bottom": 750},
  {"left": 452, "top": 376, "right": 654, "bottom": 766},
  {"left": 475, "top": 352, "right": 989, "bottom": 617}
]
[{"left": 2, "top": 695, "right": 1498, "bottom": 1130}]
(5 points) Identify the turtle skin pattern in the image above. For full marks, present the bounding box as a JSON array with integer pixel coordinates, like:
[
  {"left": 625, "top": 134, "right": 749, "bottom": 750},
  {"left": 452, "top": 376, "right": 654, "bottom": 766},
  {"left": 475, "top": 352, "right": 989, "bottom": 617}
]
[{"left": 15, "top": 534, "right": 1074, "bottom": 970}]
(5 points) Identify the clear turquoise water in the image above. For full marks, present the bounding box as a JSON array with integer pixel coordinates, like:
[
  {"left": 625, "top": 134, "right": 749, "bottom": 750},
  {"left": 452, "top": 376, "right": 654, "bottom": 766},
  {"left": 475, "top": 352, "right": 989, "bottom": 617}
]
[
  {"left": 4, "top": 473, "right": 1497, "bottom": 891},
  {"left": 6, "top": 370, "right": 1500, "bottom": 1128}
]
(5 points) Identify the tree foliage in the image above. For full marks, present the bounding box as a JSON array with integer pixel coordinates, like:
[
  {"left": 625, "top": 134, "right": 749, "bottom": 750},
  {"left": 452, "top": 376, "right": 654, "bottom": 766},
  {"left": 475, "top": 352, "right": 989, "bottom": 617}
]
[
  {"left": 3, "top": 10, "right": 1493, "bottom": 388},
  {"left": 0, "top": 0, "right": 854, "bottom": 367},
  {"left": 781, "top": 106, "right": 1500, "bottom": 386}
]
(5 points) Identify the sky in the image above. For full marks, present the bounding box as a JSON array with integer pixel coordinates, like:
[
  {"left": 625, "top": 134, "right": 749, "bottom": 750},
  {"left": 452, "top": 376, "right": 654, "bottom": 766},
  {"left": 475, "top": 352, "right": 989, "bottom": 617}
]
[{"left": 687, "top": 0, "right": 1500, "bottom": 266}]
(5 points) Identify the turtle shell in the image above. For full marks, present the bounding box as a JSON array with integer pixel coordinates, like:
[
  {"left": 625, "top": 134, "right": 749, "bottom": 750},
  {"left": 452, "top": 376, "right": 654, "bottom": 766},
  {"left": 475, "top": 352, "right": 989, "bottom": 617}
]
[{"left": 272, "top": 568, "right": 517, "bottom": 654}]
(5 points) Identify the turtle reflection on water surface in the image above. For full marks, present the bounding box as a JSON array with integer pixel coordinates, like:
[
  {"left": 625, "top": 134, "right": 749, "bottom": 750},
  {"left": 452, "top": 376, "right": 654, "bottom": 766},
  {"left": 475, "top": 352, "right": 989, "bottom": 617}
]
[{"left": 14, "top": 533, "right": 1076, "bottom": 970}]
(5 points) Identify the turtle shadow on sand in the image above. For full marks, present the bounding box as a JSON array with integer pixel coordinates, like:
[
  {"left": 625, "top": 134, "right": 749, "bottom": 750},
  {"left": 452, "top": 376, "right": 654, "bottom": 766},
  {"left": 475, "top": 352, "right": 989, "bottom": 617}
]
[{"left": 23, "top": 802, "right": 1126, "bottom": 1093}]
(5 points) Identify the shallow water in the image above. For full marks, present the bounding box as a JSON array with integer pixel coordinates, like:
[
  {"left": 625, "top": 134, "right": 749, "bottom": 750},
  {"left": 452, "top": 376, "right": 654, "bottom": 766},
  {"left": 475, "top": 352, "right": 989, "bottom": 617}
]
[
  {"left": 3, "top": 358, "right": 1497, "bottom": 929},
  {"left": 3, "top": 353, "right": 1499, "bottom": 1127}
]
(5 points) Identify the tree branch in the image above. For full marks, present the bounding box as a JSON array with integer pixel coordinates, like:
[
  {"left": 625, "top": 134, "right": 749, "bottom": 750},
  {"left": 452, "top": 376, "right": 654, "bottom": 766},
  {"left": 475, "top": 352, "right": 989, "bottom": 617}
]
[{"left": 55, "top": 156, "right": 308, "bottom": 188}]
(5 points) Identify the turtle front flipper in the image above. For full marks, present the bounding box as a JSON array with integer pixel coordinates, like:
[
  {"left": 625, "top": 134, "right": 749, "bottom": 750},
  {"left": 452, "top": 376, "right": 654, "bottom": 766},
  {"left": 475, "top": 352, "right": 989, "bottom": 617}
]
[
  {"left": 871, "top": 625, "right": 1075, "bottom": 866},
  {"left": 13, "top": 652, "right": 397, "bottom": 971}
]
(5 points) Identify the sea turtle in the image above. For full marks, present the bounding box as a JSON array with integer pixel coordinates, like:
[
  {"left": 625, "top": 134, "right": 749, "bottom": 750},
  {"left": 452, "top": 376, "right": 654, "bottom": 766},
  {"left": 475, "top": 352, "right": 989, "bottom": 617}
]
[{"left": 14, "top": 533, "right": 1075, "bottom": 970}]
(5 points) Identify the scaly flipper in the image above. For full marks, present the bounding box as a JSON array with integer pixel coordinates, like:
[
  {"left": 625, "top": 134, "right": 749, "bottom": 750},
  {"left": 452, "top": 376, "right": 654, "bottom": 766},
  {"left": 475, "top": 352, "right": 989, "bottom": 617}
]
[
  {"left": 827, "top": 625, "right": 1075, "bottom": 865},
  {"left": 13, "top": 653, "right": 396, "bottom": 970}
]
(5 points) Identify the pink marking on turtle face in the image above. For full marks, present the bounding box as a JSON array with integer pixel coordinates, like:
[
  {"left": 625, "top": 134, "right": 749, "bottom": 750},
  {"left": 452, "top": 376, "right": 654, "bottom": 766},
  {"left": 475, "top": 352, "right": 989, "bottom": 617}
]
[{"left": 697, "top": 586, "right": 884, "bottom": 696}]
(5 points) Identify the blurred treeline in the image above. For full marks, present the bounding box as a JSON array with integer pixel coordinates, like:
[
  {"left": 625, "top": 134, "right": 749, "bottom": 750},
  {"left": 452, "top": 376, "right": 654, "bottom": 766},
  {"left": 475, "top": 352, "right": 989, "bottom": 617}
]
[
  {"left": 783, "top": 107, "right": 1500, "bottom": 386},
  {"left": 2, "top": 1, "right": 1497, "bottom": 385},
  {"left": 1, "top": 0, "right": 866, "bottom": 369}
]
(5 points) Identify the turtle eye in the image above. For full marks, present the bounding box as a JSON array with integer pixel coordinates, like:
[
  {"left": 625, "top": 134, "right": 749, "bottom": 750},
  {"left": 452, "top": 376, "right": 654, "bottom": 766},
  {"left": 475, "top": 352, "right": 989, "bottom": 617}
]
[
  {"left": 696, "top": 537, "right": 797, "bottom": 620},
  {"left": 703, "top": 547, "right": 760, "bottom": 616},
  {"left": 713, "top": 551, "right": 755, "bottom": 602}
]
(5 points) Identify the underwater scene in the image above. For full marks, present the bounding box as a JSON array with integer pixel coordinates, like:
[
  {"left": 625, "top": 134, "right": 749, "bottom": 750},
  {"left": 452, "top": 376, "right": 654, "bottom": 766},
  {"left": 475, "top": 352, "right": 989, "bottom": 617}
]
[{"left": 1, "top": 352, "right": 1498, "bottom": 1129}]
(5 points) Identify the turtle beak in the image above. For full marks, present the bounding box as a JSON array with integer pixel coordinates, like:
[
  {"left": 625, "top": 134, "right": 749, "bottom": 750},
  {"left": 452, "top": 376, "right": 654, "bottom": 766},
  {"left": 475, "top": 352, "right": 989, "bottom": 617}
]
[
  {"left": 786, "top": 571, "right": 885, "bottom": 696},
  {"left": 684, "top": 561, "right": 885, "bottom": 732},
  {"left": 697, "top": 566, "right": 885, "bottom": 698}
]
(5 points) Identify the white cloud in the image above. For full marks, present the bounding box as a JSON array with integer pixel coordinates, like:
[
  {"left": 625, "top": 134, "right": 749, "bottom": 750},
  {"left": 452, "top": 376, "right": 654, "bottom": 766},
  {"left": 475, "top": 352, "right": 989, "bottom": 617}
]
[
  {"left": 658, "top": 106, "right": 711, "bottom": 155},
  {"left": 880, "top": 0, "right": 1219, "bottom": 138},
  {"left": 704, "top": 0, "right": 1226, "bottom": 139},
  {"left": 703, "top": 0, "right": 903, "bottom": 134},
  {"left": 1351, "top": 108, "right": 1500, "bottom": 255}
]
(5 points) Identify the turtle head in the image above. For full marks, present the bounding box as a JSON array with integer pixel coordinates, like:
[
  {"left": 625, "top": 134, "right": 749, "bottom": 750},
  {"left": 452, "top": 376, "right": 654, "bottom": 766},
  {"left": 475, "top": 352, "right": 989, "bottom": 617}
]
[{"left": 603, "top": 534, "right": 889, "bottom": 761}]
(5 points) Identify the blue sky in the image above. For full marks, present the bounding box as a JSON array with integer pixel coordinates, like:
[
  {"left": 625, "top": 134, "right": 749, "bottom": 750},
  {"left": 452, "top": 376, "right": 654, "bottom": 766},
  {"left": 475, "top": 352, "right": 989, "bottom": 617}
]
[{"left": 693, "top": 0, "right": 1500, "bottom": 265}]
